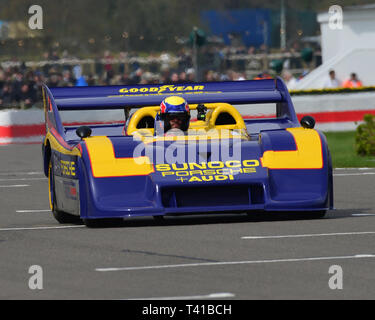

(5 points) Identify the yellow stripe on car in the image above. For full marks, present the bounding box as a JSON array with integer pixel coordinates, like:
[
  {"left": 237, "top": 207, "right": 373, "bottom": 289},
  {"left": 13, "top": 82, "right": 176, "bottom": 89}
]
[
  {"left": 45, "top": 132, "right": 82, "bottom": 157},
  {"left": 260, "top": 128, "right": 323, "bottom": 169},
  {"left": 84, "top": 136, "right": 154, "bottom": 178}
]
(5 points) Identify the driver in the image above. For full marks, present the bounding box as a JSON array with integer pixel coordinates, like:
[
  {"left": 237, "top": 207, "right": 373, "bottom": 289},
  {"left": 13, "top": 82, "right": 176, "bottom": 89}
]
[{"left": 158, "top": 96, "right": 190, "bottom": 134}]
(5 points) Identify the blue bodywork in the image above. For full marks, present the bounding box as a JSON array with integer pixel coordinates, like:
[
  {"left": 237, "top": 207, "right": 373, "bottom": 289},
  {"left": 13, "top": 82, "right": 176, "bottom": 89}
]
[{"left": 42, "top": 78, "right": 333, "bottom": 222}]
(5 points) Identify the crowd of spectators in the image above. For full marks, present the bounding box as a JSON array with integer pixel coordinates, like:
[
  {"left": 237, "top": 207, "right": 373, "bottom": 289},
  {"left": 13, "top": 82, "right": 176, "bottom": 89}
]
[
  {"left": 321, "top": 70, "right": 363, "bottom": 89},
  {"left": 280, "top": 69, "right": 364, "bottom": 91},
  {"left": 0, "top": 68, "right": 43, "bottom": 109},
  {"left": 0, "top": 46, "right": 319, "bottom": 109},
  {"left": 0, "top": 49, "right": 263, "bottom": 109}
]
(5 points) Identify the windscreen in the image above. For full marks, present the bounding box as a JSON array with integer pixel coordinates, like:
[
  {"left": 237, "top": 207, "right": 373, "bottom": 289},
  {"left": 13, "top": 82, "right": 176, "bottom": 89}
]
[{"left": 233, "top": 103, "right": 278, "bottom": 120}]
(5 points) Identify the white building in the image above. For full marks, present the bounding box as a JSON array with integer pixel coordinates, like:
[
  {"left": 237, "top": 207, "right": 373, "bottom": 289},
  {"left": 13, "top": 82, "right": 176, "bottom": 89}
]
[{"left": 295, "top": 4, "right": 375, "bottom": 89}]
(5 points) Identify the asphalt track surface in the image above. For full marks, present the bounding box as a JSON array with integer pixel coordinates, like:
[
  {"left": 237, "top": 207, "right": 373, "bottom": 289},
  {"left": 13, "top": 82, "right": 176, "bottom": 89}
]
[{"left": 0, "top": 144, "right": 375, "bottom": 300}]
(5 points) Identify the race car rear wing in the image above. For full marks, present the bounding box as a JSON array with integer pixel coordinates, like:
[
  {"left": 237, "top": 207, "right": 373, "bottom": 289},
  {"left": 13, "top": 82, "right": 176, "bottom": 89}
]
[
  {"left": 42, "top": 77, "right": 298, "bottom": 138},
  {"left": 47, "top": 77, "right": 293, "bottom": 108}
]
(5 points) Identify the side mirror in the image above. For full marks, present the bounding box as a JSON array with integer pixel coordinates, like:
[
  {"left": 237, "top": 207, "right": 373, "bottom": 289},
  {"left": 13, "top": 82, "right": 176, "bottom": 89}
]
[
  {"left": 300, "top": 116, "right": 315, "bottom": 129},
  {"left": 197, "top": 104, "right": 207, "bottom": 121},
  {"left": 76, "top": 126, "right": 92, "bottom": 140}
]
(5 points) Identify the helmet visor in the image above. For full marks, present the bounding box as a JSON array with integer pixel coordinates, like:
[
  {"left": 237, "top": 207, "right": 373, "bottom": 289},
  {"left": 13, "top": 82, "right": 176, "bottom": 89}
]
[{"left": 166, "top": 113, "right": 188, "bottom": 121}]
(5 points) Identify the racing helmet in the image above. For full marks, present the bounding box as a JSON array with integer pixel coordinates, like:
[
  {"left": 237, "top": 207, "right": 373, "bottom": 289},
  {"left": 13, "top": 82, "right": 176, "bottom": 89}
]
[{"left": 159, "top": 96, "right": 190, "bottom": 132}]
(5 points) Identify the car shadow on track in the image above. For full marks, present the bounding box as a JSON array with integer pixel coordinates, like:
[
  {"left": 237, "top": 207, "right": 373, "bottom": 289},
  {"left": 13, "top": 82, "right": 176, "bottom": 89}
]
[
  {"left": 325, "top": 208, "right": 374, "bottom": 219},
  {"left": 82, "top": 208, "right": 373, "bottom": 228}
]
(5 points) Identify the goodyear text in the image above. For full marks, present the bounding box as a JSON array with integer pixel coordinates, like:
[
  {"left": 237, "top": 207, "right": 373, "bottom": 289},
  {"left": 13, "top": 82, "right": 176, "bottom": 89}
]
[{"left": 119, "top": 85, "right": 205, "bottom": 94}]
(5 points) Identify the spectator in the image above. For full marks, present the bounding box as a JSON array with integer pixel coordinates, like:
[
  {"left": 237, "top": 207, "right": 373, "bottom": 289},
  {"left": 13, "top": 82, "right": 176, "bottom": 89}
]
[
  {"left": 178, "top": 71, "right": 187, "bottom": 83},
  {"left": 129, "top": 68, "right": 143, "bottom": 84},
  {"left": 42, "top": 52, "right": 51, "bottom": 76},
  {"left": 343, "top": 73, "right": 363, "bottom": 88},
  {"left": 105, "top": 69, "right": 115, "bottom": 85},
  {"left": 60, "top": 70, "right": 75, "bottom": 87},
  {"left": 235, "top": 72, "right": 246, "bottom": 81},
  {"left": 103, "top": 50, "right": 114, "bottom": 72},
  {"left": 204, "top": 70, "right": 215, "bottom": 82},
  {"left": 119, "top": 72, "right": 131, "bottom": 85},
  {"left": 86, "top": 74, "right": 97, "bottom": 86},
  {"left": 248, "top": 46, "right": 256, "bottom": 55},
  {"left": 47, "top": 74, "right": 60, "bottom": 87},
  {"left": 226, "top": 70, "right": 236, "bottom": 81},
  {"left": 298, "top": 70, "right": 309, "bottom": 81},
  {"left": 254, "top": 71, "right": 272, "bottom": 80},
  {"left": 322, "top": 70, "right": 341, "bottom": 88},
  {"left": 32, "top": 72, "right": 45, "bottom": 102},
  {"left": 19, "top": 83, "right": 34, "bottom": 109},
  {"left": 12, "top": 71, "right": 23, "bottom": 99},
  {"left": 281, "top": 70, "right": 298, "bottom": 90},
  {"left": 118, "top": 51, "right": 128, "bottom": 74},
  {"left": 259, "top": 43, "right": 269, "bottom": 54},
  {"left": 51, "top": 51, "right": 60, "bottom": 61},
  {"left": 177, "top": 48, "right": 192, "bottom": 72},
  {"left": 0, "top": 69, "right": 5, "bottom": 92},
  {"left": 186, "top": 68, "right": 195, "bottom": 82},
  {"left": 0, "top": 83, "right": 13, "bottom": 106},
  {"left": 160, "top": 67, "right": 171, "bottom": 83},
  {"left": 140, "top": 72, "right": 153, "bottom": 84},
  {"left": 170, "top": 72, "right": 179, "bottom": 83}
]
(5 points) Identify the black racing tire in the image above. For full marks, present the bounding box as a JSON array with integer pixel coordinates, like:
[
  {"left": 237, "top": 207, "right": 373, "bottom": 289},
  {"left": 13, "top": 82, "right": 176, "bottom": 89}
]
[
  {"left": 83, "top": 218, "right": 123, "bottom": 228},
  {"left": 52, "top": 209, "right": 82, "bottom": 224},
  {"left": 153, "top": 215, "right": 165, "bottom": 222},
  {"left": 302, "top": 210, "right": 327, "bottom": 219},
  {"left": 313, "top": 210, "right": 327, "bottom": 219},
  {"left": 49, "top": 161, "right": 82, "bottom": 224}
]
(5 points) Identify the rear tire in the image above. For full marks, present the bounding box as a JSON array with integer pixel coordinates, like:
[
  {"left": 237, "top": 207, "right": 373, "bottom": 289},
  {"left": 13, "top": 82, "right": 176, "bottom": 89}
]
[
  {"left": 49, "top": 161, "right": 82, "bottom": 224},
  {"left": 52, "top": 210, "right": 82, "bottom": 224}
]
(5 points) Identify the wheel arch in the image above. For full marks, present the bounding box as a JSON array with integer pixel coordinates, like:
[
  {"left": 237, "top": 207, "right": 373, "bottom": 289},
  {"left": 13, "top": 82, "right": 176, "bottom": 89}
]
[{"left": 43, "top": 139, "right": 51, "bottom": 177}]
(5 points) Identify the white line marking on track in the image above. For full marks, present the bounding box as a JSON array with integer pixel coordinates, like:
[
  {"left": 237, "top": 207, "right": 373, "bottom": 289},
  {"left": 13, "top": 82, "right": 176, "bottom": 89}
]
[
  {"left": 0, "top": 226, "right": 84, "bottom": 231},
  {"left": 16, "top": 210, "right": 51, "bottom": 213},
  {"left": 241, "top": 231, "right": 375, "bottom": 240},
  {"left": 333, "top": 172, "right": 375, "bottom": 177},
  {"left": 125, "top": 292, "right": 235, "bottom": 300},
  {"left": 0, "top": 178, "right": 46, "bottom": 181},
  {"left": 0, "top": 171, "right": 43, "bottom": 176},
  {"left": 0, "top": 184, "right": 30, "bottom": 188},
  {"left": 352, "top": 214, "right": 375, "bottom": 217},
  {"left": 335, "top": 168, "right": 374, "bottom": 170},
  {"left": 95, "top": 254, "right": 375, "bottom": 272},
  {"left": 354, "top": 254, "right": 375, "bottom": 258}
]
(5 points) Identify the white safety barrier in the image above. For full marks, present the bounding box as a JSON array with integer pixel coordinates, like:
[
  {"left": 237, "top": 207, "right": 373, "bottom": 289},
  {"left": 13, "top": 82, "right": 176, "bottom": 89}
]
[{"left": 1, "top": 92, "right": 374, "bottom": 144}]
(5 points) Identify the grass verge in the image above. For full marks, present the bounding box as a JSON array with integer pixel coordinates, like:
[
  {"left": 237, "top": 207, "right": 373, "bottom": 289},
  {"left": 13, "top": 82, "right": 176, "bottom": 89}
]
[{"left": 324, "top": 131, "right": 375, "bottom": 168}]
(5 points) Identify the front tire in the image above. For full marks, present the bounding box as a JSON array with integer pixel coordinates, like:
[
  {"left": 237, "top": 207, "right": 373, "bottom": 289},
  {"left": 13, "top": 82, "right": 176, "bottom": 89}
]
[
  {"left": 302, "top": 210, "right": 327, "bottom": 219},
  {"left": 83, "top": 218, "right": 123, "bottom": 228},
  {"left": 153, "top": 215, "right": 165, "bottom": 223}
]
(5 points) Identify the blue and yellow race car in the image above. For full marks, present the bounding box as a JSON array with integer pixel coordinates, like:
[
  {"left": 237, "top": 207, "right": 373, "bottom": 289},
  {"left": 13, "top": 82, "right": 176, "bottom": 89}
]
[{"left": 42, "top": 78, "right": 333, "bottom": 227}]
